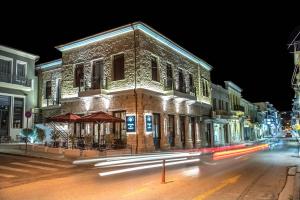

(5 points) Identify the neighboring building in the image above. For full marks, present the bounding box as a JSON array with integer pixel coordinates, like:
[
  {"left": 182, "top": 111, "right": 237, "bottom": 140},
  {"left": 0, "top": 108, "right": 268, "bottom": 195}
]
[
  {"left": 255, "top": 102, "right": 281, "bottom": 137},
  {"left": 0, "top": 45, "right": 39, "bottom": 142},
  {"left": 224, "top": 81, "right": 244, "bottom": 143},
  {"left": 211, "top": 83, "right": 230, "bottom": 146},
  {"left": 240, "top": 98, "right": 259, "bottom": 141},
  {"left": 36, "top": 22, "right": 213, "bottom": 152}
]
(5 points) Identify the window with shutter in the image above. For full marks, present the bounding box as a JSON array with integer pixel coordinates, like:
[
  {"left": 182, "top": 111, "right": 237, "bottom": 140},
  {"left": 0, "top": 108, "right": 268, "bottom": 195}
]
[
  {"left": 45, "top": 81, "right": 52, "bottom": 99},
  {"left": 74, "top": 64, "right": 84, "bottom": 87},
  {"left": 151, "top": 56, "right": 159, "bottom": 82}
]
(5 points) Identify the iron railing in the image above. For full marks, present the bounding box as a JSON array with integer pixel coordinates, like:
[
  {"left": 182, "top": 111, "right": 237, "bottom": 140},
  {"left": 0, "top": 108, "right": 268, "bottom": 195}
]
[
  {"left": 0, "top": 72, "right": 31, "bottom": 87},
  {"left": 164, "top": 78, "right": 196, "bottom": 97}
]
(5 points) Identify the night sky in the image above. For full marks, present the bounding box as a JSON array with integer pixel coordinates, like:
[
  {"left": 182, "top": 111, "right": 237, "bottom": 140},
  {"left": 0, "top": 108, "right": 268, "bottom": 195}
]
[{"left": 1, "top": 3, "right": 298, "bottom": 111}]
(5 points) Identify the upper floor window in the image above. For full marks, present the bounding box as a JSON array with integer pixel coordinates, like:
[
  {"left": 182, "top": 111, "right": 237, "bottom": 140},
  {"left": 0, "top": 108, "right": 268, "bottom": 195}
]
[
  {"left": 0, "top": 57, "right": 12, "bottom": 75},
  {"left": 74, "top": 64, "right": 84, "bottom": 87},
  {"left": 151, "top": 56, "right": 159, "bottom": 82},
  {"left": 16, "top": 61, "right": 26, "bottom": 78},
  {"left": 166, "top": 64, "right": 173, "bottom": 79},
  {"left": 202, "top": 78, "right": 209, "bottom": 97},
  {"left": 189, "top": 74, "right": 194, "bottom": 88},
  {"left": 45, "top": 81, "right": 52, "bottom": 99},
  {"left": 113, "top": 54, "right": 124, "bottom": 81},
  {"left": 226, "top": 102, "right": 229, "bottom": 111},
  {"left": 178, "top": 69, "right": 186, "bottom": 92},
  {"left": 213, "top": 98, "right": 217, "bottom": 110},
  {"left": 92, "top": 60, "right": 104, "bottom": 89}
]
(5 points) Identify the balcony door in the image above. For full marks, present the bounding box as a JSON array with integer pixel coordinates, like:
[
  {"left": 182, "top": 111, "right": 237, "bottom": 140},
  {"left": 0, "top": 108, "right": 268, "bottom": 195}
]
[{"left": 92, "top": 60, "right": 104, "bottom": 89}]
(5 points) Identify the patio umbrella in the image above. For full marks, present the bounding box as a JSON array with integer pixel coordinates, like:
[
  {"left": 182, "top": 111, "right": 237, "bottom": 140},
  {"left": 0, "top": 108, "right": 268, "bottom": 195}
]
[
  {"left": 78, "top": 111, "right": 124, "bottom": 123},
  {"left": 47, "top": 112, "right": 81, "bottom": 122}
]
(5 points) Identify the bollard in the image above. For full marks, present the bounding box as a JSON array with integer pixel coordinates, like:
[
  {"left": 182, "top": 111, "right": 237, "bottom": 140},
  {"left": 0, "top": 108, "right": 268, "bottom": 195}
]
[{"left": 161, "top": 159, "right": 166, "bottom": 184}]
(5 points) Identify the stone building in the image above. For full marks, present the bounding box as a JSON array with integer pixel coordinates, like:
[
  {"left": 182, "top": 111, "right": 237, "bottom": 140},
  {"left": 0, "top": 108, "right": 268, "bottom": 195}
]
[
  {"left": 211, "top": 83, "right": 230, "bottom": 146},
  {"left": 224, "top": 81, "right": 244, "bottom": 143},
  {"left": 0, "top": 45, "right": 39, "bottom": 142},
  {"left": 36, "top": 22, "right": 213, "bottom": 152}
]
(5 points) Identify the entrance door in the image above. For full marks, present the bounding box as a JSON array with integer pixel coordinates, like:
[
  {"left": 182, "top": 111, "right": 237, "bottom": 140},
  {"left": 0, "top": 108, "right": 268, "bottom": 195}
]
[
  {"left": 206, "top": 123, "right": 212, "bottom": 147},
  {"left": 153, "top": 113, "right": 161, "bottom": 150},
  {"left": 191, "top": 117, "right": 196, "bottom": 148},
  {"left": 224, "top": 124, "right": 229, "bottom": 144},
  {"left": 179, "top": 116, "right": 186, "bottom": 148},
  {"left": 0, "top": 96, "right": 10, "bottom": 137},
  {"left": 168, "top": 115, "right": 175, "bottom": 147},
  {"left": 113, "top": 111, "right": 126, "bottom": 145}
]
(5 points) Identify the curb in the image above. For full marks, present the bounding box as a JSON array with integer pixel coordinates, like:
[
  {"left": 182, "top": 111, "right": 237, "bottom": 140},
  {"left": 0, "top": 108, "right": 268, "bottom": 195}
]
[{"left": 0, "top": 151, "right": 73, "bottom": 162}]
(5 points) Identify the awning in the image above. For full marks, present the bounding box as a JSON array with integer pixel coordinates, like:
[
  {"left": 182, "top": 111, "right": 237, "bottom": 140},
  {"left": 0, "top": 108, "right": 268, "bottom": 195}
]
[
  {"left": 78, "top": 111, "right": 124, "bottom": 123},
  {"left": 47, "top": 112, "right": 81, "bottom": 123}
]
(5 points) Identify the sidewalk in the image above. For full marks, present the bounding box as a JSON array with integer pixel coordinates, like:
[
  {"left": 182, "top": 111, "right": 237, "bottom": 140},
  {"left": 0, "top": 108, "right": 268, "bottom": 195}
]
[{"left": 0, "top": 148, "right": 72, "bottom": 162}]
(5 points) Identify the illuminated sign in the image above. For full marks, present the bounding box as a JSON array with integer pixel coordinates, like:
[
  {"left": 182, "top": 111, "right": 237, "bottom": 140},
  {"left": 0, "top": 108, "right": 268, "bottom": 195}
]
[
  {"left": 126, "top": 116, "right": 136, "bottom": 132},
  {"left": 145, "top": 115, "right": 153, "bottom": 132}
]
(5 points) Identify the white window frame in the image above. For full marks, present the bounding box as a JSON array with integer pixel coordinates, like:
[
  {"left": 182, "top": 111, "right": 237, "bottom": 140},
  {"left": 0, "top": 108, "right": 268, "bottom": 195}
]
[
  {"left": 16, "top": 60, "right": 27, "bottom": 78},
  {"left": 0, "top": 55, "right": 13, "bottom": 82}
]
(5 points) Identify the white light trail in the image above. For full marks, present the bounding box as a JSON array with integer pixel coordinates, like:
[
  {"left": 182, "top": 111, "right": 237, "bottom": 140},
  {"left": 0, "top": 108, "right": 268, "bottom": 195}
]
[
  {"left": 98, "top": 158, "right": 188, "bottom": 168},
  {"left": 73, "top": 153, "right": 179, "bottom": 165},
  {"left": 99, "top": 158, "right": 200, "bottom": 176},
  {"left": 94, "top": 153, "right": 201, "bottom": 167}
]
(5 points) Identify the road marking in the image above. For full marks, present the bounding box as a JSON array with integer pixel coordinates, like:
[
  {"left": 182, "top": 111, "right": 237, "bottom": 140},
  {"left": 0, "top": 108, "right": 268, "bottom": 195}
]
[
  {"left": 202, "top": 161, "right": 217, "bottom": 166},
  {"left": 0, "top": 173, "right": 17, "bottom": 178},
  {"left": 193, "top": 175, "right": 241, "bottom": 200},
  {"left": 235, "top": 155, "right": 244, "bottom": 159},
  {"left": 28, "top": 160, "right": 74, "bottom": 168},
  {"left": 0, "top": 166, "right": 31, "bottom": 173},
  {"left": 10, "top": 162, "right": 58, "bottom": 171}
]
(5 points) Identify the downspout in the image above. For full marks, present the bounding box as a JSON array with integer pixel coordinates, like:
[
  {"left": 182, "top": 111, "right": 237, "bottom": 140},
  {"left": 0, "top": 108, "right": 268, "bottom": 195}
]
[{"left": 131, "top": 24, "right": 138, "bottom": 154}]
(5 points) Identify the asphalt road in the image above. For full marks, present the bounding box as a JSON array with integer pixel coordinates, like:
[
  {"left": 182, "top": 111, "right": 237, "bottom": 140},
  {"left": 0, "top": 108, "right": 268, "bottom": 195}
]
[{"left": 1, "top": 138, "right": 300, "bottom": 200}]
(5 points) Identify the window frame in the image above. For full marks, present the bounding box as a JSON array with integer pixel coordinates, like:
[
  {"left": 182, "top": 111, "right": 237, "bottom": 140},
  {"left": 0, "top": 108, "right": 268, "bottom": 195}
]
[
  {"left": 151, "top": 55, "right": 159, "bottom": 82},
  {"left": 112, "top": 53, "right": 125, "bottom": 81}
]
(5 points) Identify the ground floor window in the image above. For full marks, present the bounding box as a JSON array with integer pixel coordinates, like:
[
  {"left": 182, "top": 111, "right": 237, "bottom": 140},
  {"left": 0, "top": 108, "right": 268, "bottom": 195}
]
[
  {"left": 168, "top": 115, "right": 175, "bottom": 147},
  {"left": 13, "top": 98, "right": 24, "bottom": 129}
]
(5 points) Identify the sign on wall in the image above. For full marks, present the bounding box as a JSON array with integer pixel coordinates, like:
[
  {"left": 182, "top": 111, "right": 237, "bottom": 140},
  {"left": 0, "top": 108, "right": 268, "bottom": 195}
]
[
  {"left": 145, "top": 115, "right": 153, "bottom": 132},
  {"left": 126, "top": 116, "right": 136, "bottom": 132}
]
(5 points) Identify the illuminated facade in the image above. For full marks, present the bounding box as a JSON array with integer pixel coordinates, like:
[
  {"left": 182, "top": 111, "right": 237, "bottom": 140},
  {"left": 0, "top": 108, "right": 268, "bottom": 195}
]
[
  {"left": 0, "top": 45, "right": 39, "bottom": 142},
  {"left": 36, "top": 22, "right": 213, "bottom": 151}
]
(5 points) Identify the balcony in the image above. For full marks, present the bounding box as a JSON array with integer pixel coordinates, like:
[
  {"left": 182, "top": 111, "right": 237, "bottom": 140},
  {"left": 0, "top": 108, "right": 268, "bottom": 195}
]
[
  {"left": 43, "top": 98, "right": 61, "bottom": 107},
  {"left": 0, "top": 72, "right": 32, "bottom": 91},
  {"left": 164, "top": 78, "right": 197, "bottom": 100},
  {"left": 78, "top": 78, "right": 107, "bottom": 97},
  {"left": 233, "top": 105, "right": 245, "bottom": 112},
  {"left": 215, "top": 110, "right": 230, "bottom": 116}
]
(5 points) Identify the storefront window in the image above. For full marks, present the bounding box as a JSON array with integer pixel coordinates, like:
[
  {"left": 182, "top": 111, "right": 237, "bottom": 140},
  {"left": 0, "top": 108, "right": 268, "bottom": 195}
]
[
  {"left": 113, "top": 111, "right": 126, "bottom": 141},
  {"left": 13, "top": 98, "right": 24, "bottom": 128}
]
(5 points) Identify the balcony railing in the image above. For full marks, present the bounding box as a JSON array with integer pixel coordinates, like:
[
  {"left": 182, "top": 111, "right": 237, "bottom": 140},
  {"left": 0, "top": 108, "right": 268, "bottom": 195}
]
[
  {"left": 164, "top": 78, "right": 196, "bottom": 97},
  {"left": 233, "top": 105, "right": 245, "bottom": 112},
  {"left": 0, "top": 72, "right": 31, "bottom": 87},
  {"left": 215, "top": 110, "right": 229, "bottom": 116},
  {"left": 44, "top": 98, "right": 60, "bottom": 107},
  {"left": 79, "top": 77, "right": 107, "bottom": 92}
]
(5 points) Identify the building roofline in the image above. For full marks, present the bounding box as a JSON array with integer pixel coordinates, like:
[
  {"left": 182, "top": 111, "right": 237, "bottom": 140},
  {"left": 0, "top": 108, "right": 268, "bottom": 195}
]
[
  {"left": 36, "top": 59, "right": 62, "bottom": 71},
  {"left": 55, "top": 22, "right": 213, "bottom": 71},
  {"left": 0, "top": 45, "right": 39, "bottom": 61},
  {"left": 224, "top": 81, "right": 242, "bottom": 92}
]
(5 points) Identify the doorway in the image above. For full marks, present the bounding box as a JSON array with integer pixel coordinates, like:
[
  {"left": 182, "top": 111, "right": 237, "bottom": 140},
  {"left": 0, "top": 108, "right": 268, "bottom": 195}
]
[
  {"left": 179, "top": 116, "right": 185, "bottom": 148},
  {"left": 168, "top": 115, "right": 175, "bottom": 147},
  {"left": 190, "top": 117, "right": 196, "bottom": 148},
  {"left": 0, "top": 96, "right": 10, "bottom": 137},
  {"left": 153, "top": 113, "right": 161, "bottom": 150}
]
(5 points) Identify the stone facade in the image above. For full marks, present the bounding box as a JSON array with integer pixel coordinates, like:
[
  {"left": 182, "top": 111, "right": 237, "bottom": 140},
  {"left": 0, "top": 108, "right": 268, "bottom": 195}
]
[{"left": 37, "top": 23, "right": 213, "bottom": 152}]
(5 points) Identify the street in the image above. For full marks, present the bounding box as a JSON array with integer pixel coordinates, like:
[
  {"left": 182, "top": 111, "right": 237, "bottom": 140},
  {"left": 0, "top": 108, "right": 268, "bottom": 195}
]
[{"left": 1, "top": 138, "right": 300, "bottom": 200}]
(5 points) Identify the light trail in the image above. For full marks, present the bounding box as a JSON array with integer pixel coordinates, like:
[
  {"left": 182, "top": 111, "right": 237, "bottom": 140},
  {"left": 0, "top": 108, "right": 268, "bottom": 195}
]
[
  {"left": 99, "top": 158, "right": 200, "bottom": 176},
  {"left": 213, "top": 144, "right": 269, "bottom": 160},
  {"left": 73, "top": 153, "right": 181, "bottom": 165},
  {"left": 98, "top": 158, "right": 188, "bottom": 168},
  {"left": 95, "top": 152, "right": 201, "bottom": 167}
]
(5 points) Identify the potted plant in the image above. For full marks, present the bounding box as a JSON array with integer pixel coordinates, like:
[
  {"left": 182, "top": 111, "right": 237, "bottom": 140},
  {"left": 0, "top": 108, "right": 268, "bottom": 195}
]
[
  {"left": 37, "top": 128, "right": 46, "bottom": 144},
  {"left": 50, "top": 130, "right": 60, "bottom": 148},
  {"left": 21, "top": 128, "right": 36, "bottom": 152}
]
